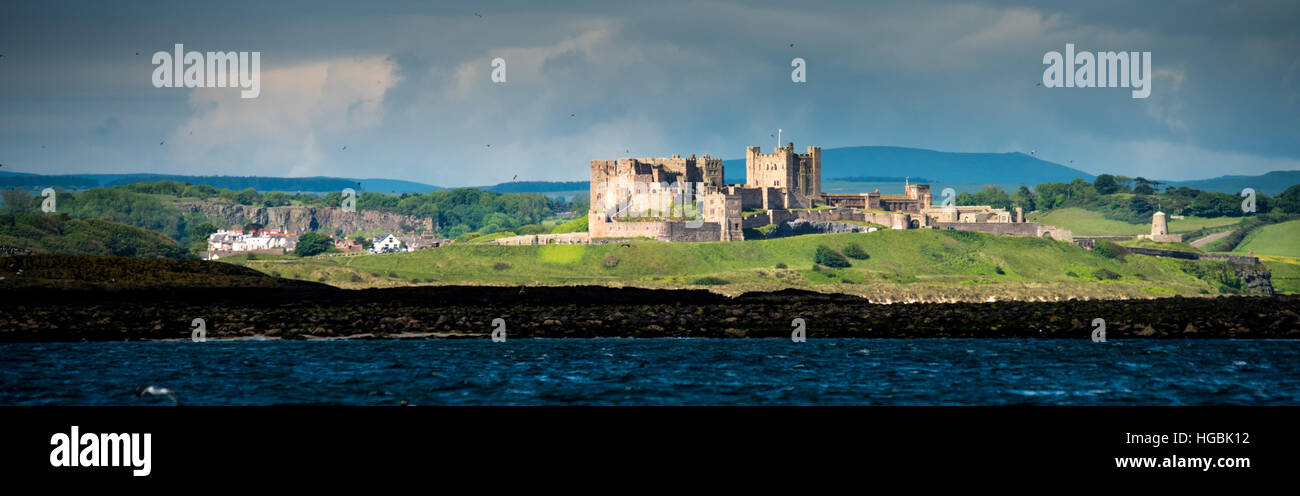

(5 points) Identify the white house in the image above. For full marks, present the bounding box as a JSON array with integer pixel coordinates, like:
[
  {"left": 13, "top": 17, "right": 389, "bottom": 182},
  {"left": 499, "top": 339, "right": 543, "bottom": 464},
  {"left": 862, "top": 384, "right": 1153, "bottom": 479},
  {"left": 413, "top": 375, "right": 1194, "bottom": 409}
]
[
  {"left": 206, "top": 228, "right": 298, "bottom": 260},
  {"left": 371, "top": 233, "right": 402, "bottom": 253}
]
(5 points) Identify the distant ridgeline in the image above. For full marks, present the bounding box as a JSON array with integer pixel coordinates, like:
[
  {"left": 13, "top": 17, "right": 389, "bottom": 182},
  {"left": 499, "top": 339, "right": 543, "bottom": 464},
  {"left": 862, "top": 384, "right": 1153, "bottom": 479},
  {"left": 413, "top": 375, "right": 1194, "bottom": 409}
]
[
  {"left": 484, "top": 181, "right": 589, "bottom": 193},
  {"left": 831, "top": 176, "right": 933, "bottom": 183},
  {"left": 3, "top": 145, "right": 1296, "bottom": 195},
  {"left": 0, "top": 173, "right": 441, "bottom": 193},
  {"left": 0, "top": 173, "right": 98, "bottom": 190},
  {"left": 722, "top": 146, "right": 1097, "bottom": 186}
]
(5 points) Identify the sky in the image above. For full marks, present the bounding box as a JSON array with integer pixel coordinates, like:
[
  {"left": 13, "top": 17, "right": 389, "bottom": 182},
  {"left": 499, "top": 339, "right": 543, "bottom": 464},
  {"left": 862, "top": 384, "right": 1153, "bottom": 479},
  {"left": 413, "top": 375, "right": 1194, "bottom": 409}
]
[{"left": 1, "top": 0, "right": 1297, "bottom": 186}]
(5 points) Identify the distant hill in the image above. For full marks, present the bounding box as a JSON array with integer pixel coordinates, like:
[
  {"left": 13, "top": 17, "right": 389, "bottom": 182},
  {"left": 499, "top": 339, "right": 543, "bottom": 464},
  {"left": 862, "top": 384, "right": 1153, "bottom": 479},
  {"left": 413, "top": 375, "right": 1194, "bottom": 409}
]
[
  {"left": 6, "top": 145, "right": 1296, "bottom": 196},
  {"left": 0, "top": 172, "right": 441, "bottom": 194},
  {"left": 482, "top": 181, "right": 589, "bottom": 193},
  {"left": 1169, "top": 170, "right": 1300, "bottom": 196},
  {"left": 0, "top": 171, "right": 99, "bottom": 190},
  {"left": 724, "top": 146, "right": 1094, "bottom": 185}
]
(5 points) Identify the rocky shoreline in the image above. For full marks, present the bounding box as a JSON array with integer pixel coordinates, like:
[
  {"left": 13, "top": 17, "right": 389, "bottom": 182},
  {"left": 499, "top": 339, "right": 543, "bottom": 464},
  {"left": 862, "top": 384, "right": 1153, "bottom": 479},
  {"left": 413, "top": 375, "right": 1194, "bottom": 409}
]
[{"left": 1, "top": 285, "right": 1297, "bottom": 341}]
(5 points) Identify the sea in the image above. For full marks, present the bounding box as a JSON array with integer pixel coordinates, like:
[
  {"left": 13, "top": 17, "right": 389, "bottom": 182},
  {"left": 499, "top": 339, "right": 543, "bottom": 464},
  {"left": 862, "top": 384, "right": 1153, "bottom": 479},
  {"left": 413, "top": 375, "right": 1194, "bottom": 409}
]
[{"left": 2, "top": 338, "right": 1297, "bottom": 406}]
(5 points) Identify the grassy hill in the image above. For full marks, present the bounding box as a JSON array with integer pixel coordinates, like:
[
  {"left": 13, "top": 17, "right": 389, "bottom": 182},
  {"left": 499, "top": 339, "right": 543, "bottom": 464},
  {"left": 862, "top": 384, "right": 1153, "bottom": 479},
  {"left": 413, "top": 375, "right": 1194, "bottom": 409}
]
[
  {"left": 0, "top": 213, "right": 187, "bottom": 258},
  {"left": 1256, "top": 255, "right": 1300, "bottom": 295},
  {"left": 226, "top": 229, "right": 1260, "bottom": 301},
  {"left": 1027, "top": 208, "right": 1243, "bottom": 237},
  {"left": 1232, "top": 219, "right": 1300, "bottom": 257}
]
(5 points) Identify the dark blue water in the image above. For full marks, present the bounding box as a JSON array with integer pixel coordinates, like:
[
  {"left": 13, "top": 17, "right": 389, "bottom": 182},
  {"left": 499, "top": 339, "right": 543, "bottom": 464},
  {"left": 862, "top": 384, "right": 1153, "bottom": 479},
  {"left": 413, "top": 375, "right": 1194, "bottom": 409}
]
[{"left": 2, "top": 339, "right": 1298, "bottom": 405}]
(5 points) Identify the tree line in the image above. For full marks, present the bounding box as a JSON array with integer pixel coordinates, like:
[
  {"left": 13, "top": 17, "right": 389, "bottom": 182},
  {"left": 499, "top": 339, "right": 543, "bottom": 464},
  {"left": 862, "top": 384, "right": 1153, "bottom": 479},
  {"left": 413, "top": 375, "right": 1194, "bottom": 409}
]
[
  {"left": 955, "top": 175, "right": 1300, "bottom": 223},
  {"left": 1, "top": 181, "right": 588, "bottom": 255}
]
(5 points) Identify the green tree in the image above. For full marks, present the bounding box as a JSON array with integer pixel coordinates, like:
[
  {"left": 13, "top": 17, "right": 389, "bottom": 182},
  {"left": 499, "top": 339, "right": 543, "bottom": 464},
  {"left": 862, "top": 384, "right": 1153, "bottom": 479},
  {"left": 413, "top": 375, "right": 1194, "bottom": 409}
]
[
  {"left": 235, "top": 187, "right": 260, "bottom": 205},
  {"left": 1, "top": 189, "right": 36, "bottom": 214},
  {"left": 814, "top": 245, "right": 851, "bottom": 268},
  {"left": 1014, "top": 185, "right": 1037, "bottom": 211},
  {"left": 349, "top": 233, "right": 370, "bottom": 247},
  {"left": 1274, "top": 184, "right": 1300, "bottom": 214},
  {"left": 294, "top": 232, "right": 334, "bottom": 256},
  {"left": 262, "top": 191, "right": 291, "bottom": 207},
  {"left": 842, "top": 243, "right": 870, "bottom": 260},
  {"left": 1093, "top": 174, "right": 1120, "bottom": 195}
]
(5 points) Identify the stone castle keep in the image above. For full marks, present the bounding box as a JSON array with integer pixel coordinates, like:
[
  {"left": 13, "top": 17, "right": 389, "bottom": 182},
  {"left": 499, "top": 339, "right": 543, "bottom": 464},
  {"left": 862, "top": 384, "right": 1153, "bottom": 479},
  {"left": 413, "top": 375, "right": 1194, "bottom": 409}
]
[{"left": 583, "top": 142, "right": 1072, "bottom": 242}]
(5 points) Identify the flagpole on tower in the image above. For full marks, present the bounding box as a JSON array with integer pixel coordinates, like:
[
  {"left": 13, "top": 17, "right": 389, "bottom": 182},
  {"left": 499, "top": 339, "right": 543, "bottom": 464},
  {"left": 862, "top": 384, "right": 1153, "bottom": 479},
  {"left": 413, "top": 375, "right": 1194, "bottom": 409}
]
[{"left": 777, "top": 129, "right": 782, "bottom": 149}]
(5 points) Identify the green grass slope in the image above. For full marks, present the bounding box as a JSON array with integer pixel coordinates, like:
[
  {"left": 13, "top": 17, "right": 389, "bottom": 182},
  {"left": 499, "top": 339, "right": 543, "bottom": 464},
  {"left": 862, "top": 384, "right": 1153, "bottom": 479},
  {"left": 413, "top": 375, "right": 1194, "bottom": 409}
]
[
  {"left": 1233, "top": 219, "right": 1300, "bottom": 257},
  {"left": 1027, "top": 208, "right": 1243, "bottom": 237},
  {"left": 1256, "top": 256, "right": 1300, "bottom": 295},
  {"left": 229, "top": 229, "right": 1257, "bottom": 301},
  {"left": 0, "top": 213, "right": 187, "bottom": 258}
]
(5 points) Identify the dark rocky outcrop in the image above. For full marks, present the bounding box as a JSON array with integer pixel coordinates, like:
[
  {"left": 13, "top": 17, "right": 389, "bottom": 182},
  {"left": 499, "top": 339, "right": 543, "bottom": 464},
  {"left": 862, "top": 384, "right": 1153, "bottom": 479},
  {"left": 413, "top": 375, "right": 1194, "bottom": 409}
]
[
  {"left": 1235, "top": 264, "right": 1275, "bottom": 296},
  {"left": 1, "top": 283, "right": 1295, "bottom": 341}
]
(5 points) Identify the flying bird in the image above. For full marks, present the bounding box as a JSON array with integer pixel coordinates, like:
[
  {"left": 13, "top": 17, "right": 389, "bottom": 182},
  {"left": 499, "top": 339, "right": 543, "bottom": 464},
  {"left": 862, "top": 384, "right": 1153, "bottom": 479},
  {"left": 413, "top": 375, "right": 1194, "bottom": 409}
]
[
  {"left": 475, "top": 12, "right": 482, "bottom": 18},
  {"left": 570, "top": 113, "right": 575, "bottom": 117},
  {"left": 512, "top": 174, "right": 517, "bottom": 180},
  {"left": 1036, "top": 82, "right": 1042, "bottom": 86},
  {"left": 486, "top": 144, "right": 491, "bottom": 147},
  {"left": 342, "top": 146, "right": 347, "bottom": 150},
  {"left": 159, "top": 140, "right": 165, "bottom": 146},
  {"left": 1030, "top": 150, "right": 1036, "bottom": 155},
  {"left": 135, "top": 385, "right": 182, "bottom": 406},
  {"left": 134, "top": 52, "right": 139, "bottom": 56},
  {"left": 789, "top": 43, "right": 795, "bottom": 47}
]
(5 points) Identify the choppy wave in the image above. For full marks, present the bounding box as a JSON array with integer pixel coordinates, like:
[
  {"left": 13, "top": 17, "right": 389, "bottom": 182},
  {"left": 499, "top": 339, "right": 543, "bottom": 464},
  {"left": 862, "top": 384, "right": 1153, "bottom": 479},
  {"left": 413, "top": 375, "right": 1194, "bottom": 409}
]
[{"left": 1, "top": 338, "right": 1298, "bottom": 405}]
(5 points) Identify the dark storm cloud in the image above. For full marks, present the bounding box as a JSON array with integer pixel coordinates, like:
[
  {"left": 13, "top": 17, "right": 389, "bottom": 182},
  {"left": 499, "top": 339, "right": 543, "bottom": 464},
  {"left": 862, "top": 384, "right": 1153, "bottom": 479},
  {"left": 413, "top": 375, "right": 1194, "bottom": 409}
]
[{"left": 0, "top": 0, "right": 1296, "bottom": 184}]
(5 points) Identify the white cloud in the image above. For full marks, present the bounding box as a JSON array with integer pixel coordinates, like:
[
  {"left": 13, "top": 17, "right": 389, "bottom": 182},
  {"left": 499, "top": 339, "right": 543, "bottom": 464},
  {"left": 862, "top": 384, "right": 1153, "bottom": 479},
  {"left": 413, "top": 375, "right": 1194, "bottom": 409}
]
[
  {"left": 957, "top": 8, "right": 1061, "bottom": 49},
  {"left": 168, "top": 56, "right": 400, "bottom": 177}
]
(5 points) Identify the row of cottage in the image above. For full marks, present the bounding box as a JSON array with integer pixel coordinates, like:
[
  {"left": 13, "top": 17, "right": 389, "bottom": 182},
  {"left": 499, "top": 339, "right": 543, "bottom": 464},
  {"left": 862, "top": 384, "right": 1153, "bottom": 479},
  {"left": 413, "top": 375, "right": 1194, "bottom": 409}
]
[{"left": 204, "top": 228, "right": 451, "bottom": 260}]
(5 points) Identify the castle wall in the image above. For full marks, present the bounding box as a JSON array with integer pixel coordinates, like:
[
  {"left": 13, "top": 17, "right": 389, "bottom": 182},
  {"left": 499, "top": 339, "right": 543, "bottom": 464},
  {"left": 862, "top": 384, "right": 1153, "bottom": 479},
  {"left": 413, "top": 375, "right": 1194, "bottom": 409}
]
[
  {"left": 590, "top": 217, "right": 728, "bottom": 242},
  {"left": 744, "top": 208, "right": 921, "bottom": 230},
  {"left": 488, "top": 232, "right": 591, "bottom": 245},
  {"left": 932, "top": 222, "right": 1074, "bottom": 241}
]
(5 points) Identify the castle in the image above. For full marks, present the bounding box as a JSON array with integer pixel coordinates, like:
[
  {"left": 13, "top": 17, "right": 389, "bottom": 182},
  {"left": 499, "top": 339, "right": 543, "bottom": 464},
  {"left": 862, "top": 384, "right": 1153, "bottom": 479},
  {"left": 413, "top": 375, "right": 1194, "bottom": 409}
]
[{"left": 584, "top": 142, "right": 1072, "bottom": 243}]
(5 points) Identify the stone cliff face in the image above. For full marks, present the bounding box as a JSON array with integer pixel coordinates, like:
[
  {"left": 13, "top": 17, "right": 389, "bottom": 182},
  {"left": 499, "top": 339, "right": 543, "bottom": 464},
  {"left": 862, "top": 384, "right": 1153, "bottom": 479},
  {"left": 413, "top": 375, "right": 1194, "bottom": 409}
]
[
  {"left": 1234, "top": 265, "right": 1275, "bottom": 296},
  {"left": 177, "top": 202, "right": 436, "bottom": 235}
]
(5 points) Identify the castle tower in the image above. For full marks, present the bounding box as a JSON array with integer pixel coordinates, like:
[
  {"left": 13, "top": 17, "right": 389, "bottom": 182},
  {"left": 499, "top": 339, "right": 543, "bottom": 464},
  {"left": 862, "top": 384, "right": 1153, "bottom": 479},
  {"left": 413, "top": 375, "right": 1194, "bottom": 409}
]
[
  {"left": 803, "top": 145, "right": 822, "bottom": 198},
  {"left": 1151, "top": 211, "right": 1169, "bottom": 236}
]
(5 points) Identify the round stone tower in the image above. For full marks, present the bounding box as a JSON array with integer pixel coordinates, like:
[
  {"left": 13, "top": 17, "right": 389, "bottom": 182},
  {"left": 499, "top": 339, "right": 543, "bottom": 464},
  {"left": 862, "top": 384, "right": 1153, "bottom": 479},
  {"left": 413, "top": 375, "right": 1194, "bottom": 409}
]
[{"left": 1151, "top": 211, "right": 1169, "bottom": 236}]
